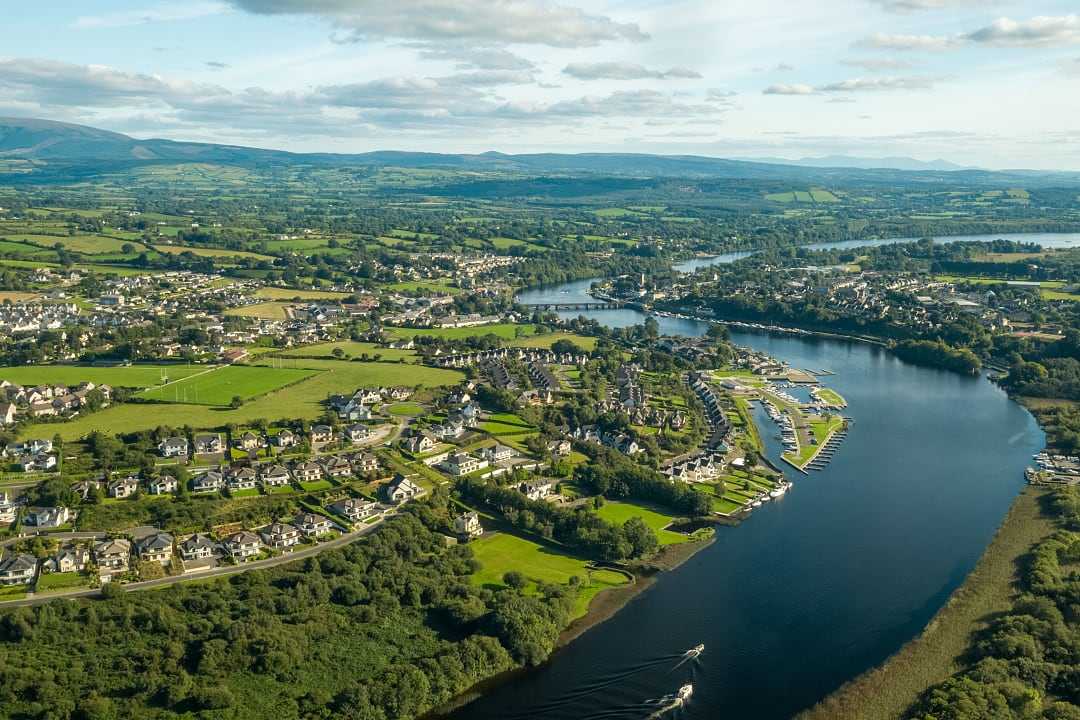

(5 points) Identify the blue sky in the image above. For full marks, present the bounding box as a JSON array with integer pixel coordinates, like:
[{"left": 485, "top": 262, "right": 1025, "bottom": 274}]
[{"left": 2, "top": 1, "right": 1079, "bottom": 168}]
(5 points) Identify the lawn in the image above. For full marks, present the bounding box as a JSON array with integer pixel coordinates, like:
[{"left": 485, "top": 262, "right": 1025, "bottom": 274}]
[
  {"left": 31, "top": 359, "right": 462, "bottom": 441},
  {"left": 254, "top": 287, "right": 350, "bottom": 301},
  {"left": 387, "top": 402, "right": 425, "bottom": 416},
  {"left": 279, "top": 341, "right": 418, "bottom": 363},
  {"left": 139, "top": 366, "right": 318, "bottom": 406},
  {"left": 0, "top": 364, "right": 208, "bottom": 388},
  {"left": 480, "top": 413, "right": 538, "bottom": 437},
  {"left": 595, "top": 501, "right": 689, "bottom": 545},
  {"left": 508, "top": 331, "right": 597, "bottom": 351},
  {"left": 469, "top": 532, "right": 630, "bottom": 619},
  {"left": 224, "top": 302, "right": 293, "bottom": 320},
  {"left": 153, "top": 244, "right": 275, "bottom": 261},
  {"left": 386, "top": 323, "right": 535, "bottom": 341},
  {"left": 383, "top": 280, "right": 461, "bottom": 295},
  {"left": 816, "top": 388, "right": 847, "bottom": 407},
  {"left": 35, "top": 571, "right": 92, "bottom": 593}
]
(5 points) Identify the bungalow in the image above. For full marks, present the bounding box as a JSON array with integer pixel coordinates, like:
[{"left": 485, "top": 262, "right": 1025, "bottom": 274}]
[
  {"left": 191, "top": 470, "right": 225, "bottom": 493},
  {"left": 482, "top": 444, "right": 516, "bottom": 463},
  {"left": 272, "top": 429, "right": 298, "bottom": 448},
  {"left": 330, "top": 497, "right": 381, "bottom": 524},
  {"left": 135, "top": 532, "right": 174, "bottom": 565},
  {"left": 108, "top": 476, "right": 139, "bottom": 499},
  {"left": 93, "top": 538, "right": 132, "bottom": 574},
  {"left": 453, "top": 511, "right": 483, "bottom": 539},
  {"left": 0, "top": 553, "right": 37, "bottom": 585},
  {"left": 345, "top": 424, "right": 371, "bottom": 443},
  {"left": 179, "top": 534, "right": 218, "bottom": 561},
  {"left": 193, "top": 434, "right": 223, "bottom": 455},
  {"left": 440, "top": 453, "right": 488, "bottom": 477},
  {"left": 292, "top": 461, "right": 323, "bottom": 483},
  {"left": 225, "top": 531, "right": 263, "bottom": 560},
  {"left": 23, "top": 506, "right": 73, "bottom": 528},
  {"left": 294, "top": 512, "right": 333, "bottom": 538},
  {"left": 260, "top": 464, "right": 291, "bottom": 487},
  {"left": 157, "top": 436, "right": 189, "bottom": 458},
  {"left": 226, "top": 467, "right": 258, "bottom": 491},
  {"left": 383, "top": 474, "right": 426, "bottom": 504},
  {"left": 310, "top": 425, "right": 334, "bottom": 445},
  {"left": 148, "top": 475, "right": 178, "bottom": 495},
  {"left": 261, "top": 522, "right": 301, "bottom": 549}
]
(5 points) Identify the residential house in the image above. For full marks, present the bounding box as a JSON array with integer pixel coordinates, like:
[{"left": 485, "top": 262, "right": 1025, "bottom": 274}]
[
  {"left": 482, "top": 444, "right": 516, "bottom": 463},
  {"left": 345, "top": 424, "right": 371, "bottom": 443},
  {"left": 135, "top": 532, "right": 174, "bottom": 566},
  {"left": 330, "top": 497, "right": 381, "bottom": 524},
  {"left": 93, "top": 538, "right": 132, "bottom": 574},
  {"left": 108, "top": 476, "right": 139, "bottom": 499},
  {"left": 157, "top": 436, "right": 189, "bottom": 458},
  {"left": 453, "top": 511, "right": 483, "bottom": 539},
  {"left": 440, "top": 453, "right": 488, "bottom": 477},
  {"left": 179, "top": 534, "right": 218, "bottom": 561},
  {"left": 0, "top": 553, "right": 37, "bottom": 585},
  {"left": 292, "top": 461, "right": 323, "bottom": 483},
  {"left": 0, "top": 491, "right": 15, "bottom": 523},
  {"left": 44, "top": 546, "right": 89, "bottom": 574},
  {"left": 294, "top": 512, "right": 333, "bottom": 538},
  {"left": 383, "top": 474, "right": 426, "bottom": 504},
  {"left": 322, "top": 456, "right": 352, "bottom": 479},
  {"left": 272, "top": 429, "right": 298, "bottom": 448},
  {"left": 0, "top": 402, "right": 17, "bottom": 425},
  {"left": 191, "top": 470, "right": 225, "bottom": 493},
  {"left": 355, "top": 453, "right": 379, "bottom": 474},
  {"left": 227, "top": 467, "right": 258, "bottom": 491},
  {"left": 260, "top": 464, "right": 291, "bottom": 487},
  {"left": 225, "top": 531, "right": 263, "bottom": 560},
  {"left": 23, "top": 506, "right": 73, "bottom": 528},
  {"left": 148, "top": 475, "right": 178, "bottom": 495},
  {"left": 402, "top": 432, "right": 435, "bottom": 455},
  {"left": 236, "top": 431, "right": 261, "bottom": 452},
  {"left": 520, "top": 479, "right": 556, "bottom": 501},
  {"left": 193, "top": 434, "right": 223, "bottom": 455},
  {"left": 310, "top": 425, "right": 334, "bottom": 445},
  {"left": 261, "top": 522, "right": 301, "bottom": 548}
]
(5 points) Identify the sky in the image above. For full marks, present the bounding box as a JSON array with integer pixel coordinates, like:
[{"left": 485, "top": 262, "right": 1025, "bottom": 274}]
[{"left": 2, "top": 0, "right": 1079, "bottom": 169}]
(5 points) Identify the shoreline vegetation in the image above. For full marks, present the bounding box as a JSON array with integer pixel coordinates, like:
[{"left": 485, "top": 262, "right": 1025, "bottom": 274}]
[{"left": 795, "top": 486, "right": 1057, "bottom": 720}]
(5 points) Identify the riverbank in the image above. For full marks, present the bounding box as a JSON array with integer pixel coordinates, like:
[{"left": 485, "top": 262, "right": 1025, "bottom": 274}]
[{"left": 794, "top": 485, "right": 1057, "bottom": 720}]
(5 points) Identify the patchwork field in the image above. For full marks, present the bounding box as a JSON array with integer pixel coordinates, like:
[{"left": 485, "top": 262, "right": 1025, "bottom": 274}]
[
  {"left": 279, "top": 341, "right": 418, "bottom": 362},
  {"left": 508, "top": 331, "right": 598, "bottom": 351},
  {"left": 224, "top": 301, "right": 292, "bottom": 320},
  {"left": 469, "top": 531, "right": 630, "bottom": 618},
  {"left": 153, "top": 244, "right": 275, "bottom": 261},
  {"left": 0, "top": 364, "right": 208, "bottom": 388},
  {"left": 139, "top": 366, "right": 318, "bottom": 405},
  {"left": 254, "top": 287, "right": 350, "bottom": 301}
]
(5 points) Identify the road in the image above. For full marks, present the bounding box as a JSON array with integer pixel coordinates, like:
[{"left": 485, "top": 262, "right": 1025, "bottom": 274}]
[{"left": 0, "top": 512, "right": 395, "bottom": 608}]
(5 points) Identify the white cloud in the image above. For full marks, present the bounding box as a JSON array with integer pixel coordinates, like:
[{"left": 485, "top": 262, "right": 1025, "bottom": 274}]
[
  {"left": 73, "top": 2, "right": 229, "bottom": 29},
  {"left": 840, "top": 57, "right": 914, "bottom": 71},
  {"left": 562, "top": 62, "right": 702, "bottom": 81},
  {"left": 764, "top": 75, "right": 939, "bottom": 95},
  {"left": 857, "top": 15, "right": 1080, "bottom": 52},
  {"left": 226, "top": 0, "right": 648, "bottom": 47},
  {"left": 865, "top": 0, "right": 986, "bottom": 12},
  {"left": 411, "top": 45, "right": 537, "bottom": 71}
]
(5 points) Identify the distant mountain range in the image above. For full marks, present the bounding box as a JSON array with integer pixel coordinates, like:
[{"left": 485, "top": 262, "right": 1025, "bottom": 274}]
[
  {"left": 747, "top": 155, "right": 975, "bottom": 172},
  {"left": 1, "top": 117, "right": 1077, "bottom": 187}
]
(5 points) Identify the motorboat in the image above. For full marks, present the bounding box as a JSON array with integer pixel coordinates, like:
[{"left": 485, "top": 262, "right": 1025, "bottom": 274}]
[{"left": 678, "top": 684, "right": 694, "bottom": 701}]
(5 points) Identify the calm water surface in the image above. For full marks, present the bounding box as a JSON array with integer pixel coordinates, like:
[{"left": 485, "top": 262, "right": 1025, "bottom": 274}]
[{"left": 447, "top": 233, "right": 1055, "bottom": 720}]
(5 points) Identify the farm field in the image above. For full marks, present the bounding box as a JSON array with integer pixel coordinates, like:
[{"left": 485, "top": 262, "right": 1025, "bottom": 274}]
[
  {"left": 595, "top": 500, "right": 689, "bottom": 545},
  {"left": 0, "top": 364, "right": 208, "bottom": 388},
  {"left": 508, "top": 331, "right": 598, "bottom": 351},
  {"left": 36, "top": 359, "right": 463, "bottom": 441},
  {"left": 254, "top": 287, "right": 350, "bottom": 301},
  {"left": 6, "top": 234, "right": 138, "bottom": 254},
  {"left": 383, "top": 280, "right": 461, "bottom": 294},
  {"left": 224, "top": 301, "right": 292, "bottom": 320},
  {"left": 468, "top": 531, "right": 630, "bottom": 618},
  {"left": 279, "top": 341, "right": 418, "bottom": 362},
  {"left": 139, "top": 365, "right": 318, "bottom": 405},
  {"left": 153, "top": 244, "right": 275, "bottom": 261},
  {"left": 386, "top": 323, "right": 536, "bottom": 341}
]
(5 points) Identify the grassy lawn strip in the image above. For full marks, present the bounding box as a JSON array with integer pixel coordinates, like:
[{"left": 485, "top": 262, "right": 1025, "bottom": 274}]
[
  {"left": 507, "top": 331, "right": 598, "bottom": 351},
  {"left": 139, "top": 366, "right": 318, "bottom": 406},
  {"left": 796, "top": 487, "right": 1057, "bottom": 720},
  {"left": 386, "top": 323, "right": 535, "bottom": 341},
  {"left": 595, "top": 500, "right": 689, "bottom": 545},
  {"left": 469, "top": 532, "right": 630, "bottom": 619},
  {"left": 0, "top": 364, "right": 208, "bottom": 388},
  {"left": 35, "top": 571, "right": 93, "bottom": 593}
]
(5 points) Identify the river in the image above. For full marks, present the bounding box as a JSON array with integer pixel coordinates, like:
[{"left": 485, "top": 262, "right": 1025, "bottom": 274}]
[{"left": 446, "top": 233, "right": 1068, "bottom": 720}]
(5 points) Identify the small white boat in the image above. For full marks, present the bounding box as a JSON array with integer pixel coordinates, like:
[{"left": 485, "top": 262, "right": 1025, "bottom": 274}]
[{"left": 678, "top": 684, "right": 694, "bottom": 701}]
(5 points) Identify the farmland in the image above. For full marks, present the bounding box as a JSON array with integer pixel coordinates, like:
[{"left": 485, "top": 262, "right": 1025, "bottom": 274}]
[
  {"left": 254, "top": 287, "right": 350, "bottom": 301},
  {"left": 224, "top": 301, "right": 292, "bottom": 320},
  {"left": 278, "top": 341, "right": 418, "bottom": 362},
  {"left": 508, "top": 331, "right": 598, "bottom": 351},
  {"left": 139, "top": 365, "right": 318, "bottom": 405},
  {"left": 386, "top": 323, "right": 537, "bottom": 341}
]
